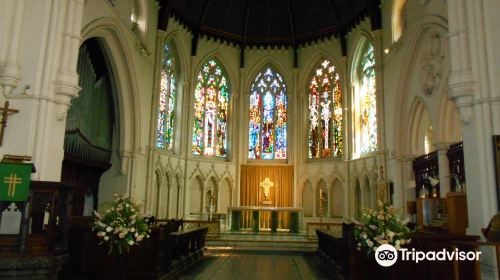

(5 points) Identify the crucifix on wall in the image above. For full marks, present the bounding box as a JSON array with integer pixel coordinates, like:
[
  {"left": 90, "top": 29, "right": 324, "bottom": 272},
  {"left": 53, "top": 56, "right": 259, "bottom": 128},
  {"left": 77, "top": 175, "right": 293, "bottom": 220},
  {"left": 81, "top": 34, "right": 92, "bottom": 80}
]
[{"left": 0, "top": 101, "right": 19, "bottom": 146}]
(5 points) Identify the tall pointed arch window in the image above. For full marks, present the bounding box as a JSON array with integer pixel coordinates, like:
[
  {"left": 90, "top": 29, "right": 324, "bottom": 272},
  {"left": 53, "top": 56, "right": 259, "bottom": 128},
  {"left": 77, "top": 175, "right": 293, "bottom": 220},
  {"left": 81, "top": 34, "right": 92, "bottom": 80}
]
[
  {"left": 192, "top": 58, "right": 230, "bottom": 158},
  {"left": 353, "top": 42, "right": 377, "bottom": 157},
  {"left": 248, "top": 67, "right": 287, "bottom": 160},
  {"left": 308, "top": 59, "right": 343, "bottom": 159},
  {"left": 156, "top": 42, "right": 176, "bottom": 150}
]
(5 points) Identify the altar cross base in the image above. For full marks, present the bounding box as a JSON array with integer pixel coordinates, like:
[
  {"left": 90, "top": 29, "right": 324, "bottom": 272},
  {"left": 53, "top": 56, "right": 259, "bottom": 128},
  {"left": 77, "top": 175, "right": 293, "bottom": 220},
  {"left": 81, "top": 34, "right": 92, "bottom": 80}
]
[{"left": 0, "top": 101, "right": 19, "bottom": 146}]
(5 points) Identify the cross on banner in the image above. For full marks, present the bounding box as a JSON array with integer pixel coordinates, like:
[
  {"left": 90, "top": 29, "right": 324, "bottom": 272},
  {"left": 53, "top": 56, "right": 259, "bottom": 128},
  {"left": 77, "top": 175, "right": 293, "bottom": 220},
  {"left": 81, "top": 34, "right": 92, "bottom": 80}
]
[
  {"left": 260, "top": 177, "right": 274, "bottom": 200},
  {"left": 0, "top": 163, "right": 31, "bottom": 201},
  {"left": 4, "top": 173, "right": 22, "bottom": 197}
]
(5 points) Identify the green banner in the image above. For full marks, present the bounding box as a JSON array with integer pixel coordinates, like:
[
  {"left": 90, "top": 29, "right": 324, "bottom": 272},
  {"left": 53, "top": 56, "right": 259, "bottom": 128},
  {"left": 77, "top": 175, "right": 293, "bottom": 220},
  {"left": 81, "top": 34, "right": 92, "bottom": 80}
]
[{"left": 0, "top": 163, "right": 32, "bottom": 201}]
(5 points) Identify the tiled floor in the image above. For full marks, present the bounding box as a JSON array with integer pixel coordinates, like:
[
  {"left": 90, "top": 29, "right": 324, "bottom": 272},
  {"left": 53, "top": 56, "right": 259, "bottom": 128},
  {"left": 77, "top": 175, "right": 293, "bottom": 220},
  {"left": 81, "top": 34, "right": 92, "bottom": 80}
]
[{"left": 179, "top": 250, "right": 336, "bottom": 280}]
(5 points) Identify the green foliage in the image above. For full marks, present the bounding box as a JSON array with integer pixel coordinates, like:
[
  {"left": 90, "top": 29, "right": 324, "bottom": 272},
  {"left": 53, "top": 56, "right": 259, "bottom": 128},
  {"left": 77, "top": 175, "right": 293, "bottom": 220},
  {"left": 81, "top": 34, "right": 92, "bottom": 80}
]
[
  {"left": 353, "top": 201, "right": 412, "bottom": 254},
  {"left": 93, "top": 194, "right": 151, "bottom": 255}
]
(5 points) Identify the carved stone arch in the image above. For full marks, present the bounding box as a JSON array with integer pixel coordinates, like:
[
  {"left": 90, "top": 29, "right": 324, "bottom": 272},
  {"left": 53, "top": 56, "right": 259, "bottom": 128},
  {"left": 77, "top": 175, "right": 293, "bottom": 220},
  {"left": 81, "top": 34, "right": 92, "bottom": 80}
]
[
  {"left": 348, "top": 30, "right": 376, "bottom": 82},
  {"left": 219, "top": 176, "right": 233, "bottom": 213},
  {"left": 244, "top": 56, "right": 291, "bottom": 95},
  {"left": 205, "top": 175, "right": 219, "bottom": 212},
  {"left": 81, "top": 18, "right": 141, "bottom": 174},
  {"left": 331, "top": 176, "right": 345, "bottom": 218},
  {"left": 300, "top": 51, "right": 346, "bottom": 95},
  {"left": 407, "top": 96, "right": 434, "bottom": 156},
  {"left": 163, "top": 31, "right": 190, "bottom": 83},
  {"left": 189, "top": 174, "right": 204, "bottom": 215},
  {"left": 393, "top": 16, "right": 449, "bottom": 155},
  {"left": 192, "top": 51, "right": 239, "bottom": 93},
  {"left": 220, "top": 175, "right": 234, "bottom": 190},
  {"left": 353, "top": 176, "right": 362, "bottom": 219},
  {"left": 437, "top": 90, "right": 462, "bottom": 143},
  {"left": 362, "top": 175, "right": 373, "bottom": 209},
  {"left": 302, "top": 179, "right": 314, "bottom": 217},
  {"left": 316, "top": 178, "right": 329, "bottom": 217}
]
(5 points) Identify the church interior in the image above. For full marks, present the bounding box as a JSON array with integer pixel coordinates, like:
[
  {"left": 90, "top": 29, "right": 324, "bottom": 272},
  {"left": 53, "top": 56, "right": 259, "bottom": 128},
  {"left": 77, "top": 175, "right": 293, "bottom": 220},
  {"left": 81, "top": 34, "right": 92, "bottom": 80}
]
[{"left": 1, "top": 0, "right": 500, "bottom": 279}]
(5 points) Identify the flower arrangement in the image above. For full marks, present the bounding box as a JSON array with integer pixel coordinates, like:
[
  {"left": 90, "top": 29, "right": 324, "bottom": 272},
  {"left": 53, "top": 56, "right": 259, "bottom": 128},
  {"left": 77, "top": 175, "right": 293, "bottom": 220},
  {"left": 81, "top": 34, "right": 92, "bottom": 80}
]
[
  {"left": 93, "top": 194, "right": 151, "bottom": 254},
  {"left": 354, "top": 201, "right": 412, "bottom": 253}
]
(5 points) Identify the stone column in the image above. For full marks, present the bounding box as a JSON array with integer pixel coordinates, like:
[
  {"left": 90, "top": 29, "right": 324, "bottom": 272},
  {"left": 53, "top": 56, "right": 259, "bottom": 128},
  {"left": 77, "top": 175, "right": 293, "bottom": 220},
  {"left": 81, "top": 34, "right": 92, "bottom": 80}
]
[
  {"left": 312, "top": 184, "right": 317, "bottom": 217},
  {"left": 448, "top": 0, "right": 500, "bottom": 277},
  {"left": 0, "top": 0, "right": 25, "bottom": 97},
  {"left": 434, "top": 143, "right": 451, "bottom": 197},
  {"left": 292, "top": 68, "right": 299, "bottom": 207}
]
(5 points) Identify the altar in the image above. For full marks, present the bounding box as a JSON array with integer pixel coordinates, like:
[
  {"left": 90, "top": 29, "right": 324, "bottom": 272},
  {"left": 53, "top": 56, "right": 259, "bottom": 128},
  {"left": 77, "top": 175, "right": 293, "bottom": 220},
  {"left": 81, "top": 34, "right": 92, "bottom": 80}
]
[{"left": 228, "top": 206, "right": 303, "bottom": 233}]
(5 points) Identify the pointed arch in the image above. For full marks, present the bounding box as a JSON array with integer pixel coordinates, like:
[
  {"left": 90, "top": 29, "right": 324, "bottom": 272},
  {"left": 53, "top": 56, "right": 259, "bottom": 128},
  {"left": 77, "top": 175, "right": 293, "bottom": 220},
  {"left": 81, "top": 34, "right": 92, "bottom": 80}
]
[
  {"left": 156, "top": 40, "right": 178, "bottom": 150},
  {"left": 244, "top": 56, "right": 291, "bottom": 94},
  {"left": 192, "top": 51, "right": 238, "bottom": 92},
  {"left": 248, "top": 65, "right": 288, "bottom": 160},
  {"left": 363, "top": 175, "right": 373, "bottom": 208},
  {"left": 307, "top": 58, "right": 344, "bottom": 159},
  {"left": 317, "top": 179, "right": 328, "bottom": 217},
  {"left": 189, "top": 175, "right": 204, "bottom": 214},
  {"left": 331, "top": 178, "right": 344, "bottom": 218},
  {"left": 302, "top": 179, "right": 314, "bottom": 217},
  {"left": 437, "top": 93, "right": 462, "bottom": 143},
  {"left": 393, "top": 16, "right": 448, "bottom": 156},
  {"left": 408, "top": 97, "right": 435, "bottom": 155},
  {"left": 81, "top": 18, "right": 141, "bottom": 171},
  {"left": 354, "top": 177, "right": 362, "bottom": 219},
  {"left": 191, "top": 56, "right": 231, "bottom": 157},
  {"left": 350, "top": 33, "right": 378, "bottom": 158}
]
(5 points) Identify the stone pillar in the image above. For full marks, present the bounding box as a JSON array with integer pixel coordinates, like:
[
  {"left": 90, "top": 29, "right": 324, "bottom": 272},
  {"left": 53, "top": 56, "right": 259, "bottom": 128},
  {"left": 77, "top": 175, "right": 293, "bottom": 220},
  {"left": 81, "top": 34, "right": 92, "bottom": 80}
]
[
  {"left": 291, "top": 68, "right": 299, "bottom": 207},
  {"left": 327, "top": 185, "right": 333, "bottom": 218},
  {"left": 448, "top": 0, "right": 500, "bottom": 277},
  {"left": 0, "top": 0, "right": 25, "bottom": 97},
  {"left": 435, "top": 143, "right": 451, "bottom": 197},
  {"left": 312, "top": 184, "right": 317, "bottom": 217}
]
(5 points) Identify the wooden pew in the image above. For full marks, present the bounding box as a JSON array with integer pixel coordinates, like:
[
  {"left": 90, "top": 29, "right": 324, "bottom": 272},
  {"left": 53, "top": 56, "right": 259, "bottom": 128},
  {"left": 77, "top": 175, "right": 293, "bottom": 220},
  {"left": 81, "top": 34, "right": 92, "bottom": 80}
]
[
  {"left": 316, "top": 226, "right": 480, "bottom": 280},
  {"left": 62, "top": 217, "right": 208, "bottom": 279}
]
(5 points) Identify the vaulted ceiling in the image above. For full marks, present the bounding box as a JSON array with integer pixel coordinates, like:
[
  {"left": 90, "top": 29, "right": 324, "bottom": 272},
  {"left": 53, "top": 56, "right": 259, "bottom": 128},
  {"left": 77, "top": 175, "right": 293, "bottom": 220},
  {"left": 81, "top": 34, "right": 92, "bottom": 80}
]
[{"left": 158, "top": 0, "right": 381, "bottom": 49}]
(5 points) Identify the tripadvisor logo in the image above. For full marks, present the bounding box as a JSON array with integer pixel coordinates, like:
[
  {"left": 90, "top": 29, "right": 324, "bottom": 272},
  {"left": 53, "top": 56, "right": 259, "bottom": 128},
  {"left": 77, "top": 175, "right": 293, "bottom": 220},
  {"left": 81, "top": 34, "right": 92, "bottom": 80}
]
[
  {"left": 375, "top": 244, "right": 398, "bottom": 267},
  {"left": 374, "top": 244, "right": 482, "bottom": 267}
]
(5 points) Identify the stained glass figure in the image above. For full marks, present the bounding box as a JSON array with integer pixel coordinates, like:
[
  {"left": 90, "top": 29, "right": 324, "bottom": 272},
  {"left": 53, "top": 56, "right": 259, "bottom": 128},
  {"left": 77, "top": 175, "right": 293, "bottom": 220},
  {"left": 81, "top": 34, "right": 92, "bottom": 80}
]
[
  {"left": 308, "top": 59, "right": 343, "bottom": 158},
  {"left": 248, "top": 67, "right": 287, "bottom": 159},
  {"left": 192, "top": 59, "right": 230, "bottom": 157},
  {"left": 156, "top": 42, "right": 176, "bottom": 150},
  {"left": 358, "top": 43, "right": 377, "bottom": 154}
]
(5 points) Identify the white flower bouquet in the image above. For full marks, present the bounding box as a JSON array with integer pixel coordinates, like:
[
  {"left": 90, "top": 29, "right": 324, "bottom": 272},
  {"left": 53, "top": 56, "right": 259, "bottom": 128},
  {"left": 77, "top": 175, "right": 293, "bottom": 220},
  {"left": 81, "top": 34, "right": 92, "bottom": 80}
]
[
  {"left": 353, "top": 201, "right": 412, "bottom": 254},
  {"left": 93, "top": 193, "right": 151, "bottom": 254}
]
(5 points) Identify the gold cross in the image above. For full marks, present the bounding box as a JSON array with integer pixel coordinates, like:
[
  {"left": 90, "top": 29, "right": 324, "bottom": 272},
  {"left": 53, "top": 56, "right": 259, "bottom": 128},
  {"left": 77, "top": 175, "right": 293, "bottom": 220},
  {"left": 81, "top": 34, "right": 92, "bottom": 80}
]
[
  {"left": 260, "top": 177, "right": 274, "bottom": 199},
  {"left": 3, "top": 173, "right": 22, "bottom": 197}
]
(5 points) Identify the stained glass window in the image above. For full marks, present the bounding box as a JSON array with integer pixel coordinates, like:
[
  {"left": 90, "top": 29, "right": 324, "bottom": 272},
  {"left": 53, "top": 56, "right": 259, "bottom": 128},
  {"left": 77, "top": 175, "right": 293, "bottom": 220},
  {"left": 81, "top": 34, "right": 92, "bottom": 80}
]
[
  {"left": 156, "top": 42, "right": 176, "bottom": 150},
  {"left": 308, "top": 59, "right": 343, "bottom": 159},
  {"left": 357, "top": 43, "right": 377, "bottom": 154},
  {"left": 192, "top": 58, "right": 229, "bottom": 158},
  {"left": 248, "top": 67, "right": 287, "bottom": 160}
]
